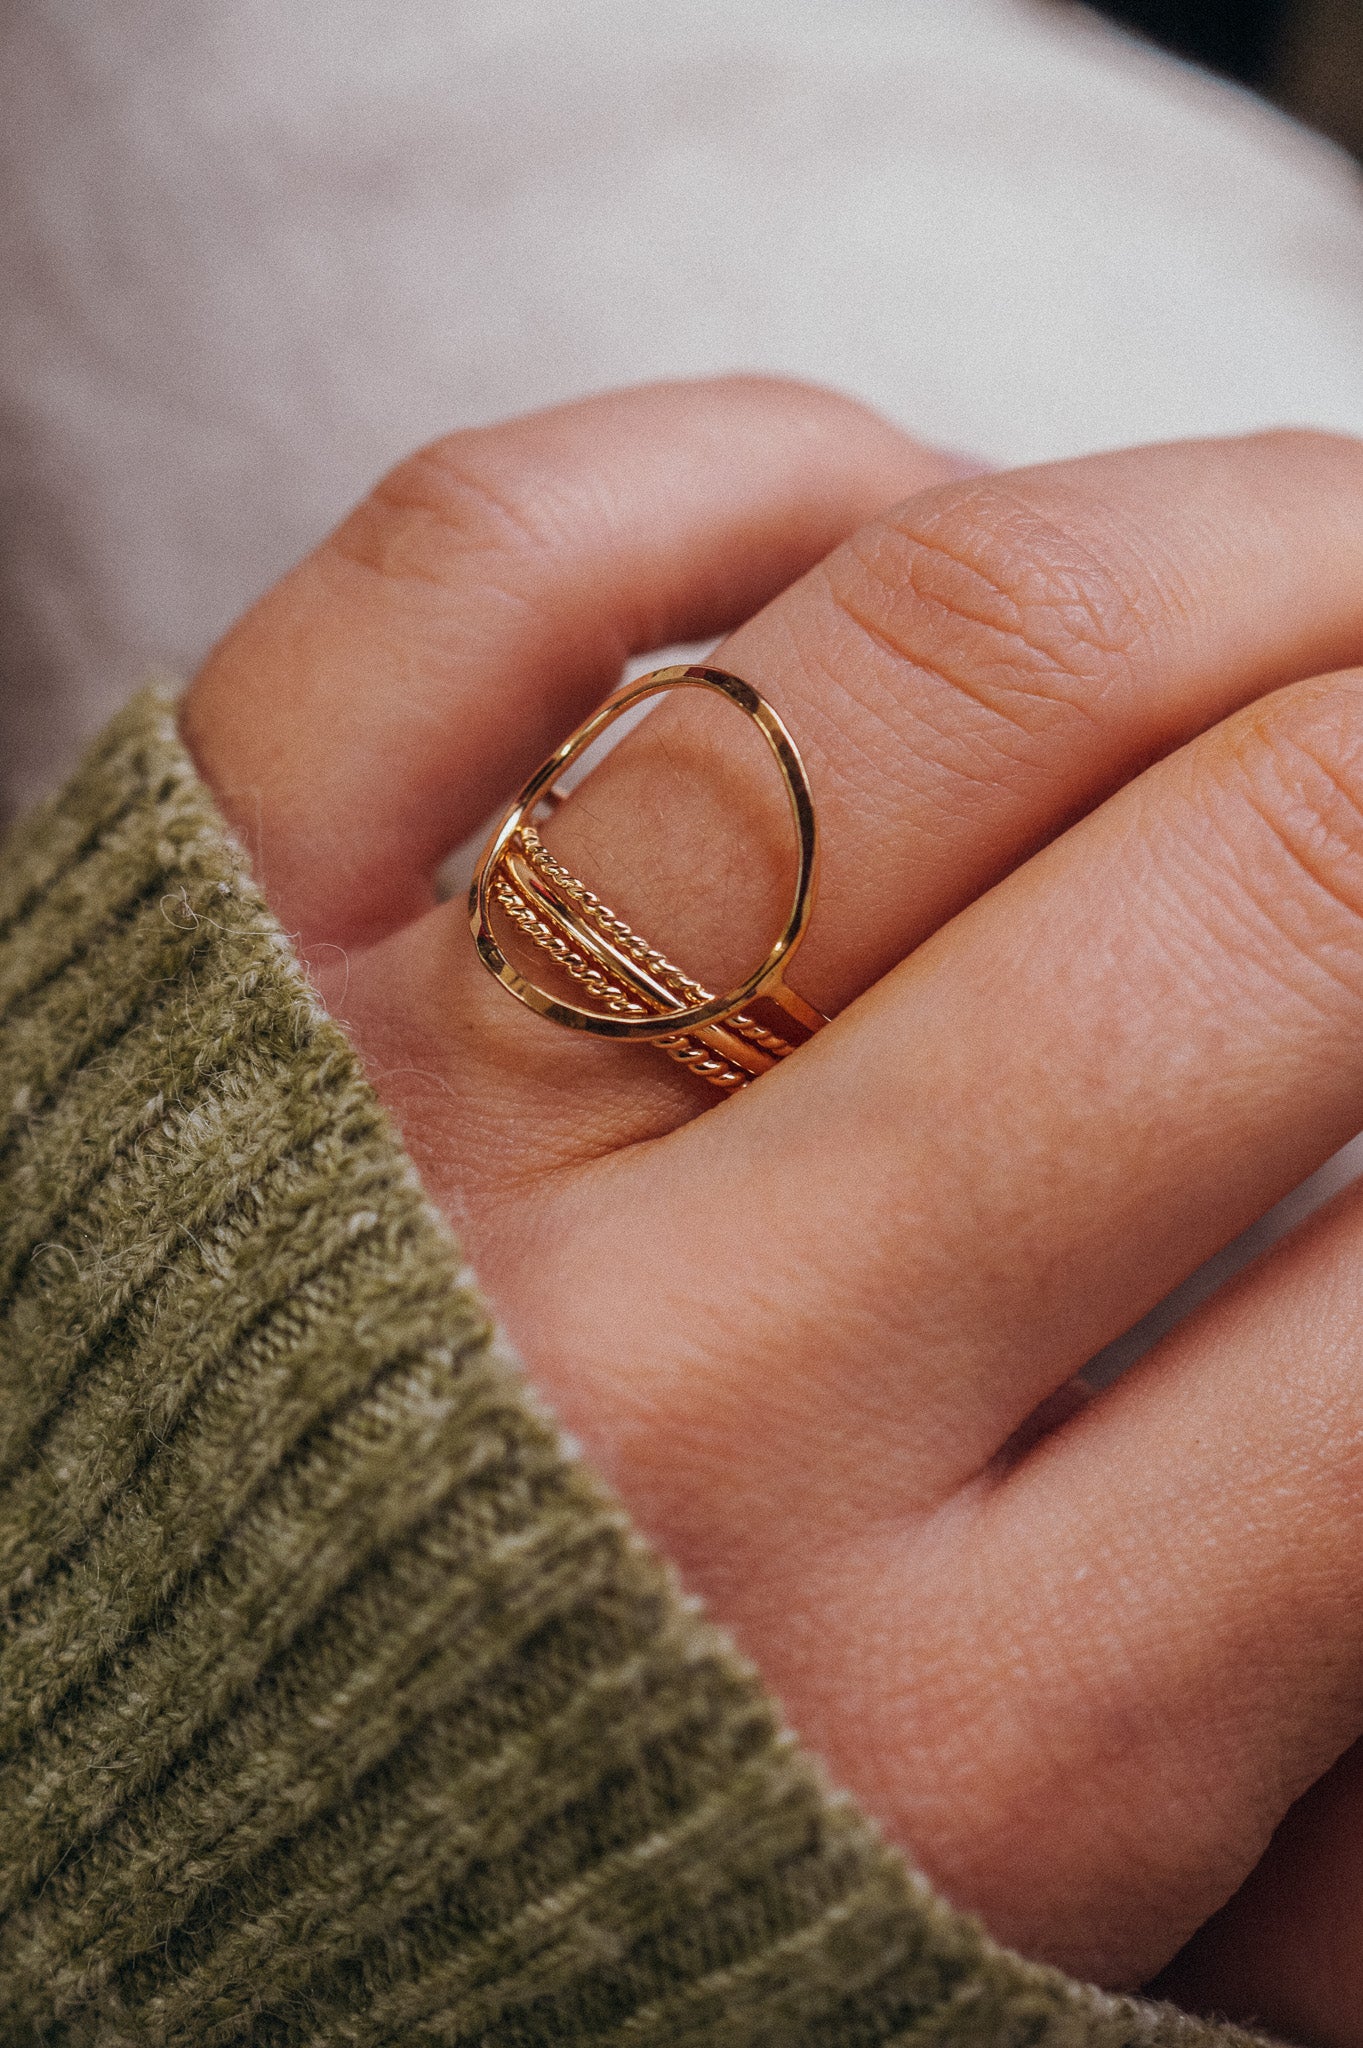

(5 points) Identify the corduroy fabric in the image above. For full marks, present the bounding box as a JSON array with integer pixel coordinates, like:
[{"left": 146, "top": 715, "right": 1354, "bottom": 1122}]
[{"left": 0, "top": 689, "right": 1282, "bottom": 2046}]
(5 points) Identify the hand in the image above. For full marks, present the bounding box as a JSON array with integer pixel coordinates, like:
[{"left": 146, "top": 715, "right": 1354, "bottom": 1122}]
[{"left": 184, "top": 377, "right": 1363, "bottom": 2040}]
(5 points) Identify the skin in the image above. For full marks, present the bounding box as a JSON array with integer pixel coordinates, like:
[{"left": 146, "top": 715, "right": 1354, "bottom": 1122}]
[{"left": 184, "top": 376, "right": 1363, "bottom": 2041}]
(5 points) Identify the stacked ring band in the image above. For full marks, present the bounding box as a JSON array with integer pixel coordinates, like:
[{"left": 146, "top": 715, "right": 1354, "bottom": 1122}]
[{"left": 469, "top": 665, "right": 828, "bottom": 1090}]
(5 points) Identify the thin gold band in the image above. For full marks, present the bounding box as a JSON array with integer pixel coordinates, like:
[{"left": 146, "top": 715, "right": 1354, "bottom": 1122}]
[
  {"left": 470, "top": 665, "right": 827, "bottom": 1090},
  {"left": 492, "top": 866, "right": 760, "bottom": 1090},
  {"left": 501, "top": 833, "right": 788, "bottom": 1085}
]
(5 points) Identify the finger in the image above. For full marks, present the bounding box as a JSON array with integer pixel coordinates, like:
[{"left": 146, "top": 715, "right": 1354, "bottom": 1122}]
[
  {"left": 182, "top": 376, "right": 964, "bottom": 946},
  {"left": 524, "top": 1035, "right": 1363, "bottom": 1993},
  {"left": 483, "top": 662, "right": 1363, "bottom": 1535},
  {"left": 899, "top": 1163, "right": 1363, "bottom": 1990},
  {"left": 541, "top": 428, "right": 1363, "bottom": 1019}
]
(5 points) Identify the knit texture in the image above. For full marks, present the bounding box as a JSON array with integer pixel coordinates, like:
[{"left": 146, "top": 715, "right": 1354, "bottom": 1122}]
[{"left": 0, "top": 689, "right": 1280, "bottom": 2045}]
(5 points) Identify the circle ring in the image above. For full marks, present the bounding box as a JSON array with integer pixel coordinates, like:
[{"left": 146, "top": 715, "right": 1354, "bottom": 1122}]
[{"left": 470, "top": 665, "right": 819, "bottom": 1041}]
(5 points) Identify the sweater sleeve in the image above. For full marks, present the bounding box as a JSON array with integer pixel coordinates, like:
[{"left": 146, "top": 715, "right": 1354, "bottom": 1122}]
[{"left": 0, "top": 689, "right": 1282, "bottom": 2047}]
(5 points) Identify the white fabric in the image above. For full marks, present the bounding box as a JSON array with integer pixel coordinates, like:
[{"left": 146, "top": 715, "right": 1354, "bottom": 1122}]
[{"left": 3, "top": 0, "right": 1363, "bottom": 816}]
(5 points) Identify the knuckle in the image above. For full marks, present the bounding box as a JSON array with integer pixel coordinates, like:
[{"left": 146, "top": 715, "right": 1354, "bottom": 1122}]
[
  {"left": 821, "top": 483, "right": 1156, "bottom": 746},
  {"left": 333, "top": 375, "right": 897, "bottom": 586},
  {"left": 329, "top": 433, "right": 553, "bottom": 588},
  {"left": 1223, "top": 675, "right": 1363, "bottom": 955}
]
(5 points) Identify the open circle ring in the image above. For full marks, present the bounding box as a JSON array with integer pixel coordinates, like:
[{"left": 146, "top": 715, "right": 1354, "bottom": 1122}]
[{"left": 469, "top": 665, "right": 828, "bottom": 1088}]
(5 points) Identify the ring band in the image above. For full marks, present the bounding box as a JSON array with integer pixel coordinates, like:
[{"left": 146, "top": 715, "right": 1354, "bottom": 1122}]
[{"left": 469, "top": 665, "right": 827, "bottom": 1090}]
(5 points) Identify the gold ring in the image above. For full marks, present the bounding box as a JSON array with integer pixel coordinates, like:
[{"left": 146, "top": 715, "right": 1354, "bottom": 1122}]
[{"left": 469, "top": 664, "right": 828, "bottom": 1088}]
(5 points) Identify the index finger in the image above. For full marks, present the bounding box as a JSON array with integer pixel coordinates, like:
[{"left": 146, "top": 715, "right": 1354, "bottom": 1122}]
[{"left": 182, "top": 376, "right": 964, "bottom": 947}]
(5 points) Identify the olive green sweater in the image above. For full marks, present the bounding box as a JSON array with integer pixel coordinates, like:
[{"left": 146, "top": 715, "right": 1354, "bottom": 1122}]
[{"left": 0, "top": 690, "right": 1278, "bottom": 2045}]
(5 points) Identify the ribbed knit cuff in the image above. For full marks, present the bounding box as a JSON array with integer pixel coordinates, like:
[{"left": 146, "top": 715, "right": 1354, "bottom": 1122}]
[{"left": 0, "top": 690, "right": 1279, "bottom": 2046}]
